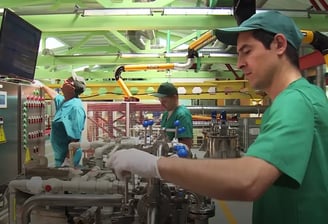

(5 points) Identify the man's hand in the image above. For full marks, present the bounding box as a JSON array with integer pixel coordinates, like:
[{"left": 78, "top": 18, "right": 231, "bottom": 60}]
[
  {"left": 32, "top": 80, "right": 44, "bottom": 88},
  {"left": 107, "top": 148, "right": 161, "bottom": 180}
]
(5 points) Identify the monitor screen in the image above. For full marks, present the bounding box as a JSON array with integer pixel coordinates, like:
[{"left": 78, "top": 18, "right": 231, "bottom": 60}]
[{"left": 0, "top": 9, "right": 41, "bottom": 82}]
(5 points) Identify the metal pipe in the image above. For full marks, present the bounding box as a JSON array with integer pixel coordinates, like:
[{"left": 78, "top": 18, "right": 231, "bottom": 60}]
[
  {"left": 173, "top": 58, "right": 195, "bottom": 70},
  {"left": 186, "top": 106, "right": 267, "bottom": 114},
  {"left": 126, "top": 102, "right": 130, "bottom": 137},
  {"left": 8, "top": 180, "right": 26, "bottom": 224},
  {"left": 20, "top": 194, "right": 123, "bottom": 224},
  {"left": 68, "top": 141, "right": 111, "bottom": 167},
  {"left": 147, "top": 207, "right": 157, "bottom": 224}
]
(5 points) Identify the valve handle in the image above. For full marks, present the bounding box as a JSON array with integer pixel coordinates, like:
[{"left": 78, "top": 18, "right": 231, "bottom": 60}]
[
  {"left": 142, "top": 119, "right": 154, "bottom": 127},
  {"left": 142, "top": 120, "right": 149, "bottom": 127},
  {"left": 174, "top": 144, "right": 188, "bottom": 158},
  {"left": 178, "top": 127, "right": 186, "bottom": 134}
]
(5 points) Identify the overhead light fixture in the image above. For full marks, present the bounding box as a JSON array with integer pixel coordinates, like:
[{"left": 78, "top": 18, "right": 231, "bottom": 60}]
[
  {"left": 209, "top": 53, "right": 237, "bottom": 57},
  {"left": 164, "top": 53, "right": 188, "bottom": 58},
  {"left": 83, "top": 8, "right": 234, "bottom": 16},
  {"left": 163, "top": 8, "right": 234, "bottom": 16},
  {"left": 82, "top": 8, "right": 313, "bottom": 18},
  {"left": 120, "top": 53, "right": 160, "bottom": 58},
  {"left": 83, "top": 8, "right": 152, "bottom": 16}
]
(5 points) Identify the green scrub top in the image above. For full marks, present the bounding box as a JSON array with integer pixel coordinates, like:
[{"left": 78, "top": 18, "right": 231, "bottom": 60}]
[
  {"left": 51, "top": 95, "right": 86, "bottom": 167},
  {"left": 246, "top": 78, "right": 328, "bottom": 224},
  {"left": 161, "top": 105, "right": 193, "bottom": 141}
]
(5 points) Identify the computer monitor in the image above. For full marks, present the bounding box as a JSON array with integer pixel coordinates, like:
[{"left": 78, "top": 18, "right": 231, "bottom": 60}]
[{"left": 0, "top": 8, "right": 41, "bottom": 82}]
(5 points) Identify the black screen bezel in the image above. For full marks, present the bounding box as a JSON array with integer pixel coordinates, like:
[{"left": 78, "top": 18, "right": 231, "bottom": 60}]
[{"left": 0, "top": 9, "right": 41, "bottom": 82}]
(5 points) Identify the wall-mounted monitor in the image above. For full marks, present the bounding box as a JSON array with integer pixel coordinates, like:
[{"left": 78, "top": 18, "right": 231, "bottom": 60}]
[{"left": 0, "top": 8, "right": 41, "bottom": 82}]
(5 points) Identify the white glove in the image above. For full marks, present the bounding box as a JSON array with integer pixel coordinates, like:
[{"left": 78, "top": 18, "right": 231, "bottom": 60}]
[
  {"left": 32, "top": 80, "right": 44, "bottom": 88},
  {"left": 107, "top": 148, "right": 161, "bottom": 180}
]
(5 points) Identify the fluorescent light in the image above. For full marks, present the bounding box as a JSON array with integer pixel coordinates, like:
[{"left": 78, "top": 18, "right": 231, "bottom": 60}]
[
  {"left": 120, "top": 53, "right": 160, "bottom": 58},
  {"left": 83, "top": 8, "right": 236, "bottom": 16},
  {"left": 163, "top": 8, "right": 233, "bottom": 16},
  {"left": 164, "top": 53, "right": 187, "bottom": 57},
  {"left": 45, "top": 37, "right": 65, "bottom": 49},
  {"left": 209, "top": 53, "right": 237, "bottom": 57},
  {"left": 83, "top": 8, "right": 152, "bottom": 16}
]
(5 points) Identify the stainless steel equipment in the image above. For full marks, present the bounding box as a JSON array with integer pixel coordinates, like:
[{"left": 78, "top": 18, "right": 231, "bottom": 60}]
[
  {"left": 239, "top": 117, "right": 261, "bottom": 152},
  {"left": 202, "top": 111, "right": 241, "bottom": 159},
  {"left": 0, "top": 80, "right": 45, "bottom": 186},
  {"left": 7, "top": 122, "right": 215, "bottom": 224},
  {"left": 201, "top": 112, "right": 261, "bottom": 158}
]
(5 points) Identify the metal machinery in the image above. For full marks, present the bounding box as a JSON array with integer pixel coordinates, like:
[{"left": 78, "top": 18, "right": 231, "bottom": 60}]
[
  {"left": 187, "top": 106, "right": 266, "bottom": 159},
  {"left": 0, "top": 80, "right": 46, "bottom": 223},
  {"left": 1, "top": 4, "right": 327, "bottom": 223},
  {"left": 201, "top": 111, "right": 242, "bottom": 159},
  {"left": 6, "top": 120, "right": 216, "bottom": 224},
  {"left": 0, "top": 96, "right": 266, "bottom": 224},
  {"left": 0, "top": 80, "right": 46, "bottom": 185}
]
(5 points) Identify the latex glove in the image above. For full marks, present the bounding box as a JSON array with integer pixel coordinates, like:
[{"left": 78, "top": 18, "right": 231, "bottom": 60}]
[
  {"left": 32, "top": 80, "right": 44, "bottom": 88},
  {"left": 108, "top": 148, "right": 161, "bottom": 180}
]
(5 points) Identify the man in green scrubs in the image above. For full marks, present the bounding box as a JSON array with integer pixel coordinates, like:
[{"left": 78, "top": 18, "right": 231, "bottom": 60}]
[
  {"left": 152, "top": 82, "right": 193, "bottom": 150},
  {"left": 108, "top": 11, "right": 328, "bottom": 223}
]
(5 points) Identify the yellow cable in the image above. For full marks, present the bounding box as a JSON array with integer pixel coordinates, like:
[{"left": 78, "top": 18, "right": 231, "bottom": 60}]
[{"left": 217, "top": 200, "right": 238, "bottom": 224}]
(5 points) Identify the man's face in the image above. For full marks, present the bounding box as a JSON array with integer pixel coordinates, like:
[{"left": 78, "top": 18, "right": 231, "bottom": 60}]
[
  {"left": 62, "top": 78, "right": 76, "bottom": 96},
  {"left": 236, "top": 31, "right": 279, "bottom": 91},
  {"left": 158, "top": 95, "right": 176, "bottom": 111}
]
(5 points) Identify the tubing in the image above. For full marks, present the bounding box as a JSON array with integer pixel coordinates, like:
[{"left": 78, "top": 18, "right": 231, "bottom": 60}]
[
  {"left": 186, "top": 106, "right": 267, "bottom": 114},
  {"left": 8, "top": 177, "right": 127, "bottom": 223},
  {"left": 20, "top": 194, "right": 123, "bottom": 224}
]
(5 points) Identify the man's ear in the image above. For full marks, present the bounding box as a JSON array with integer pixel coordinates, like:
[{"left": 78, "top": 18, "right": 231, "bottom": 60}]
[{"left": 273, "top": 34, "right": 288, "bottom": 54}]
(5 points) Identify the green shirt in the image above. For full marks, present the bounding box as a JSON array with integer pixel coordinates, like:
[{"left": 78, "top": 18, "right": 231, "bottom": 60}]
[
  {"left": 161, "top": 105, "right": 193, "bottom": 141},
  {"left": 246, "top": 78, "right": 328, "bottom": 224}
]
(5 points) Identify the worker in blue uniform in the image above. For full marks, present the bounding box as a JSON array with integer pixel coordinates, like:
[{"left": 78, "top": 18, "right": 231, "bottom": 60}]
[{"left": 34, "top": 73, "right": 86, "bottom": 167}]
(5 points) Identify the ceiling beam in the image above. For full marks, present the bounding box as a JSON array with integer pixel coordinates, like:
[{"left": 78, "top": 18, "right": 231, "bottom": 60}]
[
  {"left": 36, "top": 54, "right": 238, "bottom": 67},
  {"left": 2, "top": 13, "right": 325, "bottom": 33}
]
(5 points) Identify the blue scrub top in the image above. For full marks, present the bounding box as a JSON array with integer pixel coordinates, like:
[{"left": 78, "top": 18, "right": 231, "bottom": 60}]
[{"left": 51, "top": 95, "right": 86, "bottom": 167}]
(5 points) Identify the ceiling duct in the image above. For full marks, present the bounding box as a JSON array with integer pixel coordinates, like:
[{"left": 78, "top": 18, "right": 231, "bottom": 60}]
[
  {"left": 233, "top": 0, "right": 256, "bottom": 25},
  {"left": 127, "top": 30, "right": 155, "bottom": 50},
  {"left": 127, "top": 0, "right": 155, "bottom": 50}
]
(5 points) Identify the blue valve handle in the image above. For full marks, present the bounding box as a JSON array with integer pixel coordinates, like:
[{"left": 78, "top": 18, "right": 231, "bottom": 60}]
[
  {"left": 142, "top": 120, "right": 154, "bottom": 127},
  {"left": 211, "top": 111, "right": 217, "bottom": 119},
  {"left": 220, "top": 111, "right": 227, "bottom": 121},
  {"left": 173, "top": 144, "right": 188, "bottom": 158},
  {"left": 142, "top": 120, "right": 149, "bottom": 127},
  {"left": 148, "top": 120, "right": 154, "bottom": 126},
  {"left": 178, "top": 127, "right": 186, "bottom": 134}
]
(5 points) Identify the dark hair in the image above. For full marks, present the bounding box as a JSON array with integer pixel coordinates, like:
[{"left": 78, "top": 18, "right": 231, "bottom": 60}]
[
  {"left": 68, "top": 76, "right": 85, "bottom": 97},
  {"left": 73, "top": 82, "right": 84, "bottom": 97},
  {"left": 252, "top": 29, "right": 300, "bottom": 68}
]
